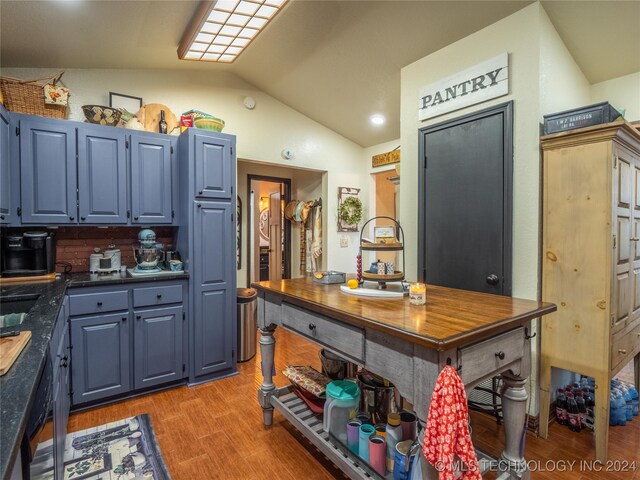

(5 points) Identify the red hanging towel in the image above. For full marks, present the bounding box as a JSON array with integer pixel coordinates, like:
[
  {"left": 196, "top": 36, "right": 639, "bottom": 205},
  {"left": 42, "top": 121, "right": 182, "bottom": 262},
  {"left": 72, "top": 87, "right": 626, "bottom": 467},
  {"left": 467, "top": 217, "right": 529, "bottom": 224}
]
[{"left": 422, "top": 365, "right": 482, "bottom": 480}]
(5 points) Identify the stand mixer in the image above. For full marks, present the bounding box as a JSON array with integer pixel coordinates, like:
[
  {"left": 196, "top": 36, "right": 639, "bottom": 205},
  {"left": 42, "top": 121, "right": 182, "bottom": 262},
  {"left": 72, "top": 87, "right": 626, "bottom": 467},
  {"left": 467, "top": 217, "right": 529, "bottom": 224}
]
[{"left": 132, "top": 228, "right": 164, "bottom": 274}]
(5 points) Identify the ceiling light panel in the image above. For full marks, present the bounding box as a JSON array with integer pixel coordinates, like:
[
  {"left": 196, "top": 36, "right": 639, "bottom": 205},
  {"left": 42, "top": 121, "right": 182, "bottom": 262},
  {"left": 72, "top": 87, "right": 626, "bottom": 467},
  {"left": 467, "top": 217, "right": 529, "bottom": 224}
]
[{"left": 179, "top": 0, "right": 288, "bottom": 63}]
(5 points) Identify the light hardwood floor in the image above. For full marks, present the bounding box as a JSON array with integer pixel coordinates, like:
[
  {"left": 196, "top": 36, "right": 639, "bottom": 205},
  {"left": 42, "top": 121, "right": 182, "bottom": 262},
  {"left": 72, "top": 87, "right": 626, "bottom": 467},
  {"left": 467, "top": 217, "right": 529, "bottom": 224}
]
[{"left": 68, "top": 329, "right": 640, "bottom": 479}]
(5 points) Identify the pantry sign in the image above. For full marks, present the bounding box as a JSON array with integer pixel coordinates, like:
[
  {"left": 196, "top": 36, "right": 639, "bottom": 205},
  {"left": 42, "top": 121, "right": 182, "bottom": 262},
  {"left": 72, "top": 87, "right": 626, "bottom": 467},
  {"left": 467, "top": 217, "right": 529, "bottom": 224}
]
[{"left": 418, "top": 53, "right": 509, "bottom": 121}]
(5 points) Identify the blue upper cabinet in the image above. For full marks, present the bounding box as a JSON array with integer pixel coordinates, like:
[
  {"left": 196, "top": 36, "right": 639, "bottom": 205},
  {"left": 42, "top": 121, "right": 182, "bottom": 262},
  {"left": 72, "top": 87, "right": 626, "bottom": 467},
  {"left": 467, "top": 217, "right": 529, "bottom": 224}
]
[
  {"left": 130, "top": 133, "right": 173, "bottom": 224},
  {"left": 194, "top": 133, "right": 233, "bottom": 199},
  {"left": 20, "top": 116, "right": 77, "bottom": 224},
  {"left": 0, "top": 105, "right": 13, "bottom": 224},
  {"left": 77, "top": 126, "right": 128, "bottom": 224}
]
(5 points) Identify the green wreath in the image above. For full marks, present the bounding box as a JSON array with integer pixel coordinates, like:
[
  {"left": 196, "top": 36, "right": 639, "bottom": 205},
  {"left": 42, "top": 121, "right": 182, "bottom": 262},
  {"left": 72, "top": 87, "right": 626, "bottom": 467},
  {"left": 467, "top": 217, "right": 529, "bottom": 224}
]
[{"left": 339, "top": 196, "right": 363, "bottom": 225}]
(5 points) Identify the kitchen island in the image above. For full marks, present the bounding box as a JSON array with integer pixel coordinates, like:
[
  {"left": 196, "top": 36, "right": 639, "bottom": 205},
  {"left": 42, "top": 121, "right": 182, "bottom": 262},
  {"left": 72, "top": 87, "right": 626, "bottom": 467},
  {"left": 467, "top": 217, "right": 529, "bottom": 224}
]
[{"left": 253, "top": 278, "right": 556, "bottom": 479}]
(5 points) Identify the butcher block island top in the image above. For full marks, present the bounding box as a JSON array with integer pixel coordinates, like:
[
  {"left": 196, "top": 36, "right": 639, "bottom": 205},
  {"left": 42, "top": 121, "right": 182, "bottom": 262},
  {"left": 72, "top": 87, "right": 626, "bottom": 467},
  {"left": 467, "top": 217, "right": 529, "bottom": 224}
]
[{"left": 252, "top": 277, "right": 557, "bottom": 350}]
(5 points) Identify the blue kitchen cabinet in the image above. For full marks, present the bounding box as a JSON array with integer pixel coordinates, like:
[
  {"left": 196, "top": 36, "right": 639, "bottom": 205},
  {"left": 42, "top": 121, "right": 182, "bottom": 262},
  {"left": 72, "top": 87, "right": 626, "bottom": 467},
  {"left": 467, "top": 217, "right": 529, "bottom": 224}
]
[
  {"left": 192, "top": 201, "right": 235, "bottom": 376},
  {"left": 77, "top": 126, "right": 128, "bottom": 224},
  {"left": 133, "top": 305, "right": 183, "bottom": 389},
  {"left": 70, "top": 312, "right": 131, "bottom": 405},
  {"left": 194, "top": 133, "right": 233, "bottom": 199},
  {"left": 176, "top": 128, "right": 236, "bottom": 382},
  {"left": 130, "top": 133, "right": 173, "bottom": 224},
  {"left": 19, "top": 116, "right": 77, "bottom": 224},
  {"left": 0, "top": 104, "right": 14, "bottom": 224}
]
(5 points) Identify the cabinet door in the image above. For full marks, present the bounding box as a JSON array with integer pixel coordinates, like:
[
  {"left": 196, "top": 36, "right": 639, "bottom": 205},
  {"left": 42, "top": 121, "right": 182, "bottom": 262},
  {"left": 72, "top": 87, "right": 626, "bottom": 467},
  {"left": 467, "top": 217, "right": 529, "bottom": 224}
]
[
  {"left": 133, "top": 305, "right": 183, "bottom": 389},
  {"left": 130, "top": 134, "right": 172, "bottom": 224},
  {"left": 194, "top": 134, "right": 232, "bottom": 199},
  {"left": 77, "top": 127, "right": 127, "bottom": 224},
  {"left": 611, "top": 151, "right": 635, "bottom": 332},
  {"left": 193, "top": 201, "right": 235, "bottom": 376},
  {"left": 0, "top": 106, "right": 12, "bottom": 224},
  {"left": 70, "top": 313, "right": 130, "bottom": 405},
  {"left": 627, "top": 147, "right": 640, "bottom": 330},
  {"left": 20, "top": 117, "right": 77, "bottom": 223}
]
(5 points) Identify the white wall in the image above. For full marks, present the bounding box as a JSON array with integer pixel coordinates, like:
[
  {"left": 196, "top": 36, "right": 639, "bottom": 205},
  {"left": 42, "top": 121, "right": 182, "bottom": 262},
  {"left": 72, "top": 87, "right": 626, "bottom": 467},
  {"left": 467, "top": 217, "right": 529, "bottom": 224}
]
[
  {"left": 1, "top": 67, "right": 367, "bottom": 277},
  {"left": 591, "top": 72, "right": 640, "bottom": 122}
]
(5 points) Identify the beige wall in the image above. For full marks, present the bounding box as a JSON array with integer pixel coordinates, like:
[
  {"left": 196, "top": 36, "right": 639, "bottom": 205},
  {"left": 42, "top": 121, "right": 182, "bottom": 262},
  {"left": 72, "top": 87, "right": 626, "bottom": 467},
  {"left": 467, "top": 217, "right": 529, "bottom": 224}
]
[
  {"left": 539, "top": 6, "right": 592, "bottom": 116},
  {"left": 399, "top": 3, "right": 598, "bottom": 413},
  {"left": 400, "top": 4, "right": 543, "bottom": 297},
  {"left": 591, "top": 72, "right": 640, "bottom": 122},
  {"left": 236, "top": 160, "right": 324, "bottom": 288},
  {"left": 1, "top": 67, "right": 367, "bottom": 278}
]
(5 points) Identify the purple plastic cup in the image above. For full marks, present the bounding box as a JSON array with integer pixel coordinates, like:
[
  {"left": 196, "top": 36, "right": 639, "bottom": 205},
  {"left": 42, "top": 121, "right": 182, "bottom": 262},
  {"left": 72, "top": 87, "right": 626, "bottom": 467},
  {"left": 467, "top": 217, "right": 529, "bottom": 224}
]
[{"left": 347, "top": 419, "right": 362, "bottom": 454}]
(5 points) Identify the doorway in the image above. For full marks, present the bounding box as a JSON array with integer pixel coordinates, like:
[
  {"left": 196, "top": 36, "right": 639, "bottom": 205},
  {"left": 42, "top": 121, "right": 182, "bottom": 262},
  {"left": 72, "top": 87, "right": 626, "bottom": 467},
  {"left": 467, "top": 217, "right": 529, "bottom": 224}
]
[
  {"left": 418, "top": 101, "right": 513, "bottom": 295},
  {"left": 247, "top": 175, "right": 291, "bottom": 284},
  {"left": 369, "top": 168, "right": 400, "bottom": 265}
]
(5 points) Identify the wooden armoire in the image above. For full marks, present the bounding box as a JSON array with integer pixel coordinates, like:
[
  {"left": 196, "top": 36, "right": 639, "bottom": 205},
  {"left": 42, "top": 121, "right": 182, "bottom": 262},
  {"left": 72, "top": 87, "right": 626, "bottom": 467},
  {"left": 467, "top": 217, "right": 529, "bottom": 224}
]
[{"left": 539, "top": 120, "right": 640, "bottom": 462}]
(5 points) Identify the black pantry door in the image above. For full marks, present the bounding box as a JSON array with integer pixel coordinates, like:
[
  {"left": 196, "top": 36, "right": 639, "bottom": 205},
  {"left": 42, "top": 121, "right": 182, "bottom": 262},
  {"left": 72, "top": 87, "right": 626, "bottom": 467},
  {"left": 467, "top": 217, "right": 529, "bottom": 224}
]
[{"left": 418, "top": 102, "right": 513, "bottom": 295}]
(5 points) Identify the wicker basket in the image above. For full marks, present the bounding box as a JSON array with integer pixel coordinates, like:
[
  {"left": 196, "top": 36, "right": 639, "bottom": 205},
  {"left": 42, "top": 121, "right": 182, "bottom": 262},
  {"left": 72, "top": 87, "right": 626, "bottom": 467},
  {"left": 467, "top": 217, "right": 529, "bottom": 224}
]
[{"left": 0, "top": 72, "right": 67, "bottom": 119}]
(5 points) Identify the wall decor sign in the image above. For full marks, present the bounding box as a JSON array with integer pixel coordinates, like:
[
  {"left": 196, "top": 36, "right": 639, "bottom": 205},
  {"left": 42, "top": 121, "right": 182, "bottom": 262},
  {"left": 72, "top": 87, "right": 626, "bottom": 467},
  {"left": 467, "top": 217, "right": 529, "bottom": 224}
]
[
  {"left": 418, "top": 52, "right": 508, "bottom": 121},
  {"left": 372, "top": 147, "right": 400, "bottom": 168}
]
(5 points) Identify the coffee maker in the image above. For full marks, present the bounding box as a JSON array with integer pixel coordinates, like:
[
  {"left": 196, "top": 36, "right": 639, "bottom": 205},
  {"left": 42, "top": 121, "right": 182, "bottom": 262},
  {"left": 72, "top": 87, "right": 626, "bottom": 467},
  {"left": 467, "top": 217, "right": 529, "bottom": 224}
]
[{"left": 1, "top": 232, "right": 56, "bottom": 277}]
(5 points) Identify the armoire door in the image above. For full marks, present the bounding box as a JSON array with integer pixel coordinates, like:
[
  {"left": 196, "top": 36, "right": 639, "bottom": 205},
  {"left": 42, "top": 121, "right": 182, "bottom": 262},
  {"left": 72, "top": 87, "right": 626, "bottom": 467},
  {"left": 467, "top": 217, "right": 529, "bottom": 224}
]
[{"left": 418, "top": 102, "right": 513, "bottom": 295}]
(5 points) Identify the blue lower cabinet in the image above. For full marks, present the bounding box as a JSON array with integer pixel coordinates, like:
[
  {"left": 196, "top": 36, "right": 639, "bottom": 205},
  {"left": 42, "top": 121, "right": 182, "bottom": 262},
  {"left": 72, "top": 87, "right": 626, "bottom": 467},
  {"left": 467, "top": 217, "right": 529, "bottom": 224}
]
[
  {"left": 194, "top": 287, "right": 233, "bottom": 376},
  {"left": 70, "top": 312, "right": 131, "bottom": 405},
  {"left": 133, "top": 306, "right": 183, "bottom": 389}
]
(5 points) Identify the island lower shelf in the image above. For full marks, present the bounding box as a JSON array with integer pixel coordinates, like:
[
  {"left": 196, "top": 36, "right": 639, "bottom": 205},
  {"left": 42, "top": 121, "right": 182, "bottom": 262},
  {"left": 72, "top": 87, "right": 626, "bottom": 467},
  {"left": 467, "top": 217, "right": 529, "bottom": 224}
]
[{"left": 270, "top": 385, "right": 496, "bottom": 480}]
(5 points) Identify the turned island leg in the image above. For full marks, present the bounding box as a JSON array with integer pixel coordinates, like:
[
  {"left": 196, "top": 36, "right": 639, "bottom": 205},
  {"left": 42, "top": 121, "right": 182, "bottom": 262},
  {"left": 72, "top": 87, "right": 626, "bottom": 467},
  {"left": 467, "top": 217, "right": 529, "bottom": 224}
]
[
  {"left": 499, "top": 371, "right": 529, "bottom": 479},
  {"left": 258, "top": 325, "right": 277, "bottom": 426}
]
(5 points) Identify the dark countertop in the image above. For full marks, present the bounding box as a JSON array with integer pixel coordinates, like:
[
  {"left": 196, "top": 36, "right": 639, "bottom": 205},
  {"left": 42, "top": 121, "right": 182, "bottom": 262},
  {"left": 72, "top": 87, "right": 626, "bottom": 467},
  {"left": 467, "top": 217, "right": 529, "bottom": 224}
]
[
  {"left": 67, "top": 270, "right": 189, "bottom": 288},
  {"left": 0, "top": 270, "right": 189, "bottom": 480}
]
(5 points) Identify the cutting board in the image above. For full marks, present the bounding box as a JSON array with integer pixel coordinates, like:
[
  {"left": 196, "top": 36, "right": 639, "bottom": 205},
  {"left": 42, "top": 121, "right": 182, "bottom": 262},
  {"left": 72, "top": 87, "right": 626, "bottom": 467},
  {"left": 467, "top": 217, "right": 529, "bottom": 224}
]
[
  {"left": 136, "top": 104, "right": 179, "bottom": 133},
  {"left": 0, "top": 331, "right": 32, "bottom": 375},
  {"left": 0, "top": 273, "right": 56, "bottom": 285},
  {"left": 340, "top": 284, "right": 405, "bottom": 299}
]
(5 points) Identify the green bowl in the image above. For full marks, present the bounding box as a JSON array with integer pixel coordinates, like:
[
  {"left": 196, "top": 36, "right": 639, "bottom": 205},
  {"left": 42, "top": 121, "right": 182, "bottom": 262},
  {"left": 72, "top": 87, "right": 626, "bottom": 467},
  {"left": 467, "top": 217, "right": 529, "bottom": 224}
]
[{"left": 194, "top": 117, "right": 225, "bottom": 132}]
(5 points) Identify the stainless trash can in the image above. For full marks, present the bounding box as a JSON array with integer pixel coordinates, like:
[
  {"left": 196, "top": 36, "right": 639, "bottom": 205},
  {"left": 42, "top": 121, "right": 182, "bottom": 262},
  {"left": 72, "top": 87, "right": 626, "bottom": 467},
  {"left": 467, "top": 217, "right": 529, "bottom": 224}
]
[{"left": 237, "top": 288, "right": 257, "bottom": 362}]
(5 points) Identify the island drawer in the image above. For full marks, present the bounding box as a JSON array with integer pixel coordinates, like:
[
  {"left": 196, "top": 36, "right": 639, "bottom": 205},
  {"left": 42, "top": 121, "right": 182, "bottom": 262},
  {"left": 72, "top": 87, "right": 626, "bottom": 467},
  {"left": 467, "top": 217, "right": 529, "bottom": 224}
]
[
  {"left": 458, "top": 327, "right": 525, "bottom": 384},
  {"left": 133, "top": 284, "right": 183, "bottom": 308},
  {"left": 68, "top": 290, "right": 129, "bottom": 316},
  {"left": 282, "top": 303, "right": 364, "bottom": 363}
]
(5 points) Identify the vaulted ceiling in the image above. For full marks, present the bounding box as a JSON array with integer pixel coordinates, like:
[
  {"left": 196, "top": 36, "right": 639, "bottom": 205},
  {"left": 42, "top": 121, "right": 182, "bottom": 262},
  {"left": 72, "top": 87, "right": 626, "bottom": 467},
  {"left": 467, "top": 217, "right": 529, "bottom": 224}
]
[{"left": 1, "top": 1, "right": 638, "bottom": 147}]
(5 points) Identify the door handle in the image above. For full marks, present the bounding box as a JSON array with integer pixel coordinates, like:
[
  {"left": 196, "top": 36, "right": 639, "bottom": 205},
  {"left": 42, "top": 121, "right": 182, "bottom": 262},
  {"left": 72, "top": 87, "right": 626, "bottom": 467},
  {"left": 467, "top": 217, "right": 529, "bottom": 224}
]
[{"left": 486, "top": 274, "right": 499, "bottom": 286}]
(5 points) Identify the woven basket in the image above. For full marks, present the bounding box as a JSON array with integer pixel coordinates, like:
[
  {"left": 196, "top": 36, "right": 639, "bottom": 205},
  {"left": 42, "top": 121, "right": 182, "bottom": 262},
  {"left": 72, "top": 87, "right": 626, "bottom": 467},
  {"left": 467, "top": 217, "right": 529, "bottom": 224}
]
[{"left": 0, "top": 72, "right": 67, "bottom": 119}]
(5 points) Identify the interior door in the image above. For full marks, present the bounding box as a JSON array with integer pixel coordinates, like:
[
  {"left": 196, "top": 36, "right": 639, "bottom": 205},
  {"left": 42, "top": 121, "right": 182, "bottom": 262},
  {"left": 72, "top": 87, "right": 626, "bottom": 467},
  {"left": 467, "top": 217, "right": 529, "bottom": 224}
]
[
  {"left": 418, "top": 102, "right": 513, "bottom": 295},
  {"left": 268, "top": 191, "right": 282, "bottom": 281}
]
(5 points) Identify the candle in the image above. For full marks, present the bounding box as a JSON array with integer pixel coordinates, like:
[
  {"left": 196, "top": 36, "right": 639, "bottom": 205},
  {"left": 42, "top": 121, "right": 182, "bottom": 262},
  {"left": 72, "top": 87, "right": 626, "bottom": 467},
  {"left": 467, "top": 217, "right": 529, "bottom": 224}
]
[{"left": 409, "top": 283, "right": 426, "bottom": 305}]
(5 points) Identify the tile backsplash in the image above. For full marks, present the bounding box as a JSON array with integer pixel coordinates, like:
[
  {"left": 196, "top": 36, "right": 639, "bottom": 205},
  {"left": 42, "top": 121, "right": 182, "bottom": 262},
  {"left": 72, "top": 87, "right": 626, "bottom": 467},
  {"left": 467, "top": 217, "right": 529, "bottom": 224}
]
[{"left": 2, "top": 226, "right": 176, "bottom": 273}]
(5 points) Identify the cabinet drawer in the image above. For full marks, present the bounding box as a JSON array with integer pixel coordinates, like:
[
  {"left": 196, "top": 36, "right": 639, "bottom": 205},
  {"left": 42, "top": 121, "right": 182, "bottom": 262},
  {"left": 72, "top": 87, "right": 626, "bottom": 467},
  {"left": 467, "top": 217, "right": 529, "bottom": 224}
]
[
  {"left": 133, "top": 284, "right": 182, "bottom": 308},
  {"left": 282, "top": 303, "right": 364, "bottom": 363},
  {"left": 69, "top": 290, "right": 128, "bottom": 316},
  {"left": 611, "top": 321, "right": 640, "bottom": 370},
  {"left": 459, "top": 327, "right": 525, "bottom": 385}
]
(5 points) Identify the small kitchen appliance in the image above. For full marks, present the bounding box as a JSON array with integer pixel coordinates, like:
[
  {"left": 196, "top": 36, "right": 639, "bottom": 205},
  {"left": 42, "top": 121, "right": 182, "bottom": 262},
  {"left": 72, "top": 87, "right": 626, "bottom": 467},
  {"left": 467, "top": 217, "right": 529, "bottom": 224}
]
[
  {"left": 89, "top": 246, "right": 121, "bottom": 274},
  {"left": 163, "top": 250, "right": 181, "bottom": 269},
  {"left": 132, "top": 229, "right": 163, "bottom": 274},
  {"left": 1, "top": 232, "right": 56, "bottom": 277}
]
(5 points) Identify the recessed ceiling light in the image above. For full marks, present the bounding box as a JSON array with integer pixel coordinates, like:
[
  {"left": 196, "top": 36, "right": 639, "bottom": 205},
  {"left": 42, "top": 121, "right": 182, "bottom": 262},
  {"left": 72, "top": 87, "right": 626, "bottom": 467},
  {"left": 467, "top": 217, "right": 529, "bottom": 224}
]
[
  {"left": 178, "top": 0, "right": 289, "bottom": 63},
  {"left": 370, "top": 114, "right": 386, "bottom": 125}
]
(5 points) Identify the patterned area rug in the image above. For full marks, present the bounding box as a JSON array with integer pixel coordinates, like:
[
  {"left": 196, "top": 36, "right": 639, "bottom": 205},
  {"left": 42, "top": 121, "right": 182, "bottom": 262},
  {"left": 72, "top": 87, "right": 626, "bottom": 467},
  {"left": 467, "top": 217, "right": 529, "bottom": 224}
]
[{"left": 31, "top": 414, "right": 171, "bottom": 480}]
